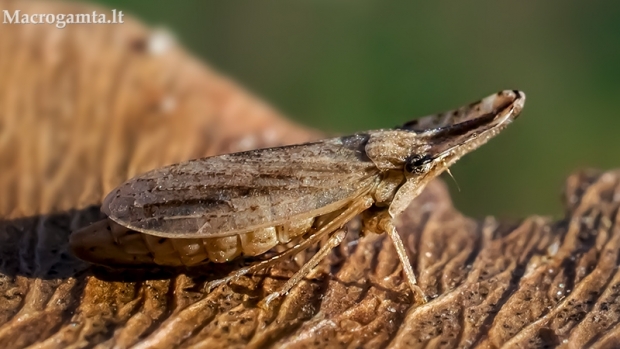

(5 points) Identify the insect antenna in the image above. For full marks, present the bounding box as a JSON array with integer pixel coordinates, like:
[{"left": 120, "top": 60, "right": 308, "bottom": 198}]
[{"left": 443, "top": 163, "right": 461, "bottom": 192}]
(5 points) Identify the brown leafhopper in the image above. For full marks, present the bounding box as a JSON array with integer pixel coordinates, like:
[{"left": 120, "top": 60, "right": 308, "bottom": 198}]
[{"left": 70, "top": 90, "right": 525, "bottom": 306}]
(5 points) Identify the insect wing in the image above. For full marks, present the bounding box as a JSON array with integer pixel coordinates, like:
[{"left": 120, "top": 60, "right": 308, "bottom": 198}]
[{"left": 102, "top": 134, "right": 379, "bottom": 238}]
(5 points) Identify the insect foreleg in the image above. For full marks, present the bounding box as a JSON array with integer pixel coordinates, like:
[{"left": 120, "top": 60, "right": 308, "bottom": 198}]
[
  {"left": 204, "top": 195, "right": 375, "bottom": 294},
  {"left": 380, "top": 217, "right": 427, "bottom": 305},
  {"left": 259, "top": 228, "right": 347, "bottom": 309}
]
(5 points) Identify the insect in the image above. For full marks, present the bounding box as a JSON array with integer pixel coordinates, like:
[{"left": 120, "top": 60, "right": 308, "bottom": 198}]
[{"left": 70, "top": 90, "right": 525, "bottom": 307}]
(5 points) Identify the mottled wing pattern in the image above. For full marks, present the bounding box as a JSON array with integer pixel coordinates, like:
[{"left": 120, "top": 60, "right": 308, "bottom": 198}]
[{"left": 102, "top": 134, "right": 380, "bottom": 238}]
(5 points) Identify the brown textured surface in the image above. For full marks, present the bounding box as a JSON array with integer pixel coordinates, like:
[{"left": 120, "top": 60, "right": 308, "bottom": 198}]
[{"left": 2, "top": 1, "right": 620, "bottom": 348}]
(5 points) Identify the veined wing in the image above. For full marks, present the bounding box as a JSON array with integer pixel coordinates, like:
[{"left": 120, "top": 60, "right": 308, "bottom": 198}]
[{"left": 102, "top": 133, "right": 380, "bottom": 238}]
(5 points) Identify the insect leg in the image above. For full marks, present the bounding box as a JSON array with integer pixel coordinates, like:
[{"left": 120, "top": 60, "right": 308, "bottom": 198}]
[
  {"left": 381, "top": 218, "right": 427, "bottom": 305},
  {"left": 259, "top": 228, "right": 347, "bottom": 309},
  {"left": 204, "top": 195, "right": 374, "bottom": 293}
]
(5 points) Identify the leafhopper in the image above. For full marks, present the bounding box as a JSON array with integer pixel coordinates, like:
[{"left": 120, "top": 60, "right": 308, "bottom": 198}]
[{"left": 70, "top": 90, "right": 525, "bottom": 306}]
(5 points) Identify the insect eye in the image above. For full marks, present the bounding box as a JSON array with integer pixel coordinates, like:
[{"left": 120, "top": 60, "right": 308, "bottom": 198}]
[{"left": 405, "top": 155, "right": 432, "bottom": 173}]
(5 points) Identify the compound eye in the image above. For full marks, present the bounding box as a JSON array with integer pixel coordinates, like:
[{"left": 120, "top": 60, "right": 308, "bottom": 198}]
[{"left": 405, "top": 154, "right": 432, "bottom": 174}]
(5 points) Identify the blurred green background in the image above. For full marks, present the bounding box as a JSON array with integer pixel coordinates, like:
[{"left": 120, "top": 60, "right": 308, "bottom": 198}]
[{"left": 94, "top": 0, "right": 620, "bottom": 220}]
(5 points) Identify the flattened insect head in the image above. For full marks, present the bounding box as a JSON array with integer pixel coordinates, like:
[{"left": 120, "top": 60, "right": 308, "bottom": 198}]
[{"left": 404, "top": 154, "right": 433, "bottom": 175}]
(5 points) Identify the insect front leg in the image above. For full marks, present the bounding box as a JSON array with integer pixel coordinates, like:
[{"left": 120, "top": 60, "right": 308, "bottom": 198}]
[{"left": 363, "top": 210, "right": 427, "bottom": 305}]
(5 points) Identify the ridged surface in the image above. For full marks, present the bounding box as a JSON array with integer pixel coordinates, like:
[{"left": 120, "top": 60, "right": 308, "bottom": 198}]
[{"left": 2, "top": 1, "right": 620, "bottom": 348}]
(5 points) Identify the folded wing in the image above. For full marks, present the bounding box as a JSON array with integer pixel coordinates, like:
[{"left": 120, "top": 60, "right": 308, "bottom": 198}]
[{"left": 102, "top": 134, "right": 379, "bottom": 238}]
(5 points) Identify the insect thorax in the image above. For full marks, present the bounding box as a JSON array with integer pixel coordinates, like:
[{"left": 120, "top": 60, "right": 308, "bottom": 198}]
[
  {"left": 365, "top": 130, "right": 422, "bottom": 170},
  {"left": 372, "top": 170, "right": 406, "bottom": 207}
]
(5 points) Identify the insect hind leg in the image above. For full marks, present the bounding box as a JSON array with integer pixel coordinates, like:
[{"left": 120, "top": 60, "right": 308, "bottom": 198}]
[
  {"left": 204, "top": 195, "right": 374, "bottom": 300},
  {"left": 259, "top": 228, "right": 347, "bottom": 309}
]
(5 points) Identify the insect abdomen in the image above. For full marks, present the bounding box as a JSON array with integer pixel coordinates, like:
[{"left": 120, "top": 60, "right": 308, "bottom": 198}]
[{"left": 70, "top": 218, "right": 315, "bottom": 267}]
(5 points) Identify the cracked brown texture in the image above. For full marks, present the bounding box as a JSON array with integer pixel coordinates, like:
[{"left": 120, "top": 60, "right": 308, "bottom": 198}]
[{"left": 1, "top": 1, "right": 620, "bottom": 348}]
